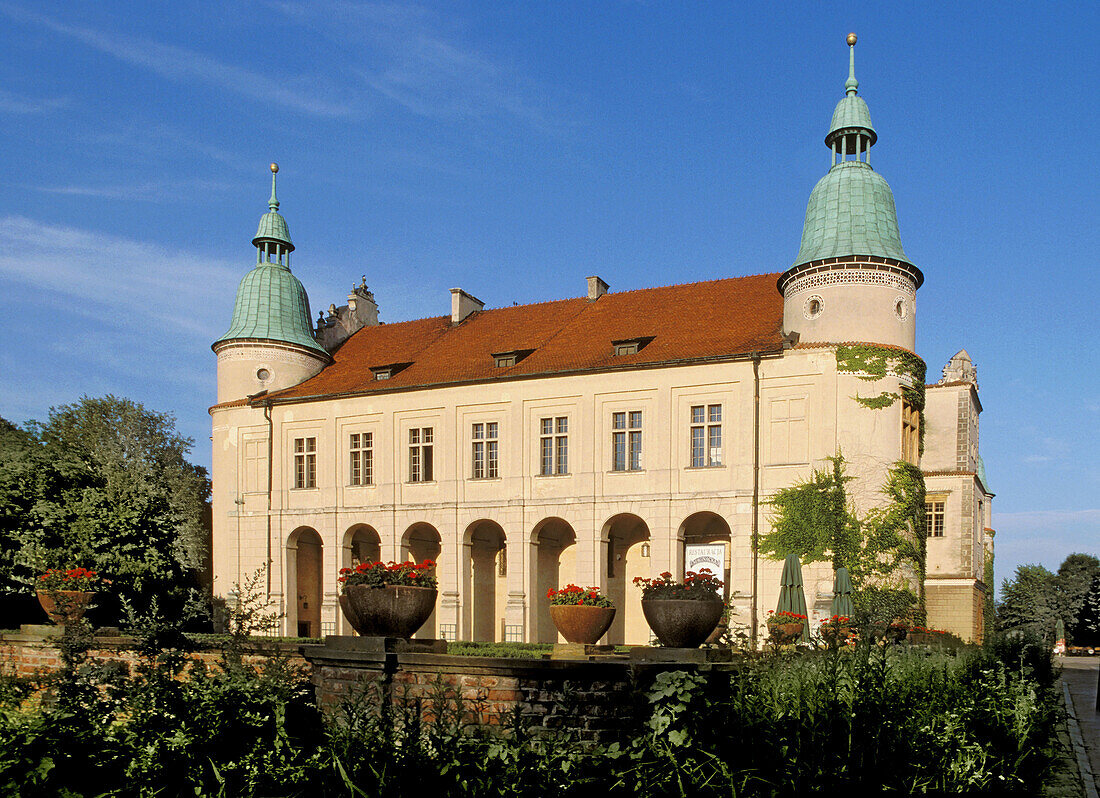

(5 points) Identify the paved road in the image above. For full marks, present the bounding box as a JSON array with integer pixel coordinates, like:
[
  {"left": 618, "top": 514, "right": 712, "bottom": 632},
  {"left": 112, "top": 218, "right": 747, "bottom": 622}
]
[{"left": 1062, "top": 656, "right": 1099, "bottom": 796}]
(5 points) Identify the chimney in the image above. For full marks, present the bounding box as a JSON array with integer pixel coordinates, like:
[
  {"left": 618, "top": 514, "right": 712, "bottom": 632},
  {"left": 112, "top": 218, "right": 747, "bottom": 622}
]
[
  {"left": 450, "top": 288, "right": 485, "bottom": 324},
  {"left": 587, "top": 275, "right": 609, "bottom": 301}
]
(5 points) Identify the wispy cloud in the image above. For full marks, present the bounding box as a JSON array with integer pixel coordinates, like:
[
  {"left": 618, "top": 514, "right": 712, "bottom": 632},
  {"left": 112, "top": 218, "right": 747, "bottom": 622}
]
[
  {"left": 0, "top": 3, "right": 348, "bottom": 117},
  {"left": 0, "top": 215, "right": 237, "bottom": 338},
  {"left": 0, "top": 88, "right": 68, "bottom": 114},
  {"left": 995, "top": 508, "right": 1100, "bottom": 532},
  {"left": 273, "top": 1, "right": 572, "bottom": 135},
  {"left": 29, "top": 178, "right": 238, "bottom": 202}
]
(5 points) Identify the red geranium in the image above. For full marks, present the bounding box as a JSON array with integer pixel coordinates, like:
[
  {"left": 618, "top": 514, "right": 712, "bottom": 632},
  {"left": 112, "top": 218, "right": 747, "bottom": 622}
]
[
  {"left": 38, "top": 567, "right": 109, "bottom": 591},
  {"left": 339, "top": 560, "right": 437, "bottom": 593},
  {"left": 633, "top": 569, "right": 723, "bottom": 601},
  {"left": 547, "top": 584, "right": 613, "bottom": 608}
]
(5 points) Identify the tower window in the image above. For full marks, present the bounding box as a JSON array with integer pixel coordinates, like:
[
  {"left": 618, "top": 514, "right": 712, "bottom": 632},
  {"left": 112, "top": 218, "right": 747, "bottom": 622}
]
[
  {"left": 803, "top": 295, "right": 824, "bottom": 320},
  {"left": 902, "top": 400, "right": 920, "bottom": 464},
  {"left": 926, "top": 500, "right": 945, "bottom": 537},
  {"left": 256, "top": 368, "right": 270, "bottom": 381}
]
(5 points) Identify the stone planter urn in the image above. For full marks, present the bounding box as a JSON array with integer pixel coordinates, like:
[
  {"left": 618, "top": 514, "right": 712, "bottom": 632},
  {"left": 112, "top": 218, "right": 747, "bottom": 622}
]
[
  {"left": 340, "top": 585, "right": 437, "bottom": 638},
  {"left": 819, "top": 622, "right": 851, "bottom": 646},
  {"left": 641, "top": 598, "right": 724, "bottom": 648},
  {"left": 767, "top": 621, "right": 805, "bottom": 646},
  {"left": 549, "top": 604, "right": 616, "bottom": 644},
  {"left": 37, "top": 590, "right": 95, "bottom": 625}
]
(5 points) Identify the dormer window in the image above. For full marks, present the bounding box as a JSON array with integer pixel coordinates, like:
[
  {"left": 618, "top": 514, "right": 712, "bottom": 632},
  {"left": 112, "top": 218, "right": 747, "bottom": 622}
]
[
  {"left": 491, "top": 349, "right": 532, "bottom": 369},
  {"left": 612, "top": 336, "right": 654, "bottom": 357},
  {"left": 369, "top": 362, "right": 412, "bottom": 381}
]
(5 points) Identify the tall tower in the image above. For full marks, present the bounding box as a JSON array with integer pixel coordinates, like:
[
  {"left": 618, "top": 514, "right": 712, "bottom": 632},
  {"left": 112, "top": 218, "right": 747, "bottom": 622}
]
[
  {"left": 212, "top": 164, "right": 330, "bottom": 402},
  {"left": 778, "top": 34, "right": 923, "bottom": 351}
]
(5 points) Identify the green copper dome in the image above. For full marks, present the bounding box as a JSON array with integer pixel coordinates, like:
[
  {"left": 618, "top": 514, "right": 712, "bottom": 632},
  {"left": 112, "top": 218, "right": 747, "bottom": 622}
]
[
  {"left": 214, "top": 262, "right": 326, "bottom": 355},
  {"left": 213, "top": 165, "right": 326, "bottom": 357},
  {"left": 794, "top": 161, "right": 909, "bottom": 265},
  {"left": 792, "top": 36, "right": 911, "bottom": 268},
  {"left": 827, "top": 95, "right": 876, "bottom": 146}
]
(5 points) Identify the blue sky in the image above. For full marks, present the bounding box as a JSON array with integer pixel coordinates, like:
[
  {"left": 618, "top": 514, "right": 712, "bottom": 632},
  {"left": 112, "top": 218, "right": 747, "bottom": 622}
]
[{"left": 0, "top": 2, "right": 1096, "bottom": 593}]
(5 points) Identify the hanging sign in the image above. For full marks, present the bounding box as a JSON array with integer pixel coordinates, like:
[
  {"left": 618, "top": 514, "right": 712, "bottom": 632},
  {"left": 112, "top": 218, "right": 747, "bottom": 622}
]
[{"left": 685, "top": 544, "right": 726, "bottom": 577}]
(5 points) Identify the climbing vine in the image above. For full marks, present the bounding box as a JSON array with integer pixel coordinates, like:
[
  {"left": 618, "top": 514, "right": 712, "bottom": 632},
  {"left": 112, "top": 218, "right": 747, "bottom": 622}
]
[
  {"left": 762, "top": 453, "right": 927, "bottom": 617},
  {"left": 836, "top": 344, "right": 928, "bottom": 454}
]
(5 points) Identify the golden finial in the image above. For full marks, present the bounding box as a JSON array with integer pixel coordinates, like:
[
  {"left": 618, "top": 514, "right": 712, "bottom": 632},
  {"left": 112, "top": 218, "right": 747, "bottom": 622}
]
[
  {"left": 846, "top": 32, "right": 857, "bottom": 46},
  {"left": 270, "top": 162, "right": 279, "bottom": 174}
]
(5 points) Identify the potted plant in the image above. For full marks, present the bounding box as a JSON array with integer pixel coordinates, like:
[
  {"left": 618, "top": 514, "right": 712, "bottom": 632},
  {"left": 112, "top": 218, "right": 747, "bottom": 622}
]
[
  {"left": 36, "top": 567, "right": 109, "bottom": 625},
  {"left": 547, "top": 585, "right": 615, "bottom": 644},
  {"left": 766, "top": 610, "right": 807, "bottom": 645},
  {"left": 338, "top": 560, "right": 438, "bottom": 638},
  {"left": 634, "top": 569, "right": 724, "bottom": 648},
  {"left": 817, "top": 614, "right": 852, "bottom": 646}
]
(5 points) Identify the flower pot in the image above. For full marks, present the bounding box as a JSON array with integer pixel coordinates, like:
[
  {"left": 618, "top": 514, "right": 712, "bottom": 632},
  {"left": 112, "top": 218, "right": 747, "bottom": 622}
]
[
  {"left": 820, "top": 623, "right": 851, "bottom": 645},
  {"left": 340, "top": 584, "right": 437, "bottom": 638},
  {"left": 36, "top": 590, "right": 95, "bottom": 625},
  {"left": 641, "top": 598, "right": 724, "bottom": 648},
  {"left": 549, "top": 604, "right": 616, "bottom": 644},
  {"left": 767, "top": 621, "right": 805, "bottom": 645}
]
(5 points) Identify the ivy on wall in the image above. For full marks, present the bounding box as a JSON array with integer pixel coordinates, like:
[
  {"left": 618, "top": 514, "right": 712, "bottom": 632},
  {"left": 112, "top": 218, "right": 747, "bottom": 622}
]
[
  {"left": 835, "top": 344, "right": 927, "bottom": 410},
  {"left": 836, "top": 344, "right": 928, "bottom": 454},
  {"left": 762, "top": 453, "right": 927, "bottom": 617}
]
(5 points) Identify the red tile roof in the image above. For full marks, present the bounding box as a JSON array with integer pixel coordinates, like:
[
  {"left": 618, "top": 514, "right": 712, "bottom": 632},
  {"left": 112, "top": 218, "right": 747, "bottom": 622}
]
[{"left": 266, "top": 273, "right": 785, "bottom": 403}]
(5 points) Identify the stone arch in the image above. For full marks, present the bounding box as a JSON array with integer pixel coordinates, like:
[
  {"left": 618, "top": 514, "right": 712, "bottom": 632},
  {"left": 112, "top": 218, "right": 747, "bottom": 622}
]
[
  {"left": 401, "top": 523, "right": 442, "bottom": 638},
  {"left": 342, "top": 524, "right": 381, "bottom": 569},
  {"left": 602, "top": 513, "right": 651, "bottom": 645},
  {"left": 529, "top": 517, "right": 578, "bottom": 643},
  {"left": 463, "top": 520, "right": 506, "bottom": 642},
  {"left": 287, "top": 526, "right": 323, "bottom": 638},
  {"left": 678, "top": 511, "right": 732, "bottom": 601}
]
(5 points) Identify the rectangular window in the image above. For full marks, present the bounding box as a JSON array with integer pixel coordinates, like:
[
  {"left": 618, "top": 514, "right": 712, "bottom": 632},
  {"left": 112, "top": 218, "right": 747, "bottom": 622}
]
[
  {"left": 471, "top": 422, "right": 499, "bottom": 479},
  {"left": 690, "top": 404, "right": 723, "bottom": 467},
  {"left": 349, "top": 432, "right": 373, "bottom": 486},
  {"left": 409, "top": 427, "right": 434, "bottom": 482},
  {"left": 293, "top": 436, "right": 316, "bottom": 489},
  {"left": 539, "top": 416, "right": 569, "bottom": 475},
  {"left": 612, "top": 411, "right": 643, "bottom": 471},
  {"left": 926, "top": 500, "right": 945, "bottom": 537},
  {"left": 902, "top": 401, "right": 921, "bottom": 464}
]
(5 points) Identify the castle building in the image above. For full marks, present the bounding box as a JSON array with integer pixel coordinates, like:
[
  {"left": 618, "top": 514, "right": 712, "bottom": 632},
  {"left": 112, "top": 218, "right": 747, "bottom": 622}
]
[{"left": 210, "top": 37, "right": 993, "bottom": 644}]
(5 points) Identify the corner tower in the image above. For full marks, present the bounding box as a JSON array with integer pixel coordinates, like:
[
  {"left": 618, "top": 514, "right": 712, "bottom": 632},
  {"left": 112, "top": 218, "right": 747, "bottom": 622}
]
[
  {"left": 212, "top": 164, "right": 330, "bottom": 402},
  {"left": 778, "top": 34, "right": 923, "bottom": 351}
]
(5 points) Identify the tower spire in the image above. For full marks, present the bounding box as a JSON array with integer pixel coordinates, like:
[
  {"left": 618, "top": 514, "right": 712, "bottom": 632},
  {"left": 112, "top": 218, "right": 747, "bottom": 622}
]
[
  {"left": 269, "top": 162, "right": 280, "bottom": 211},
  {"left": 845, "top": 32, "right": 859, "bottom": 95}
]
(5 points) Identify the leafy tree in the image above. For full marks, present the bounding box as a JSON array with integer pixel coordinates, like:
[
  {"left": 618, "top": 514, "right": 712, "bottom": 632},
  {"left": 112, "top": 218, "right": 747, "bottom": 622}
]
[
  {"left": 1075, "top": 576, "right": 1100, "bottom": 646},
  {"left": 0, "top": 396, "right": 210, "bottom": 623},
  {"left": 1054, "top": 553, "right": 1100, "bottom": 641},
  {"left": 998, "top": 564, "right": 1060, "bottom": 640}
]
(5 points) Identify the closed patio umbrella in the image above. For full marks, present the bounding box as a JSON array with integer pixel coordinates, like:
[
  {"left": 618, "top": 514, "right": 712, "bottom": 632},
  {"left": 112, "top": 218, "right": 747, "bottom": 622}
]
[
  {"left": 830, "top": 567, "right": 855, "bottom": 620},
  {"left": 776, "top": 554, "right": 810, "bottom": 642}
]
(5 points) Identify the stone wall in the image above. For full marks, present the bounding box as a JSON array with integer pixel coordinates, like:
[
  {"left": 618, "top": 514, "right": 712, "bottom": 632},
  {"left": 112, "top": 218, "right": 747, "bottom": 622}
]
[{"left": 925, "top": 582, "right": 984, "bottom": 643}]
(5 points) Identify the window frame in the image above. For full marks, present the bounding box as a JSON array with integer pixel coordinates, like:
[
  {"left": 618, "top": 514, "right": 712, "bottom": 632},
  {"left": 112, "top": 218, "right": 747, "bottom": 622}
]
[
  {"left": 925, "top": 499, "right": 946, "bottom": 538},
  {"left": 471, "top": 422, "right": 499, "bottom": 479},
  {"left": 611, "top": 410, "right": 643, "bottom": 472},
  {"left": 348, "top": 432, "right": 373, "bottom": 486},
  {"left": 689, "top": 403, "right": 723, "bottom": 467},
  {"left": 408, "top": 427, "right": 434, "bottom": 483},
  {"left": 538, "top": 416, "right": 569, "bottom": 476},
  {"left": 292, "top": 436, "right": 317, "bottom": 489}
]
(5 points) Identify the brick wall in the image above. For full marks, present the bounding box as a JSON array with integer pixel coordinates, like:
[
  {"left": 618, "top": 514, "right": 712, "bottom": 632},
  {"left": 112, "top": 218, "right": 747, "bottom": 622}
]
[
  {"left": 0, "top": 627, "right": 307, "bottom": 681},
  {"left": 925, "top": 582, "right": 984, "bottom": 643},
  {"left": 302, "top": 640, "right": 735, "bottom": 743}
]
